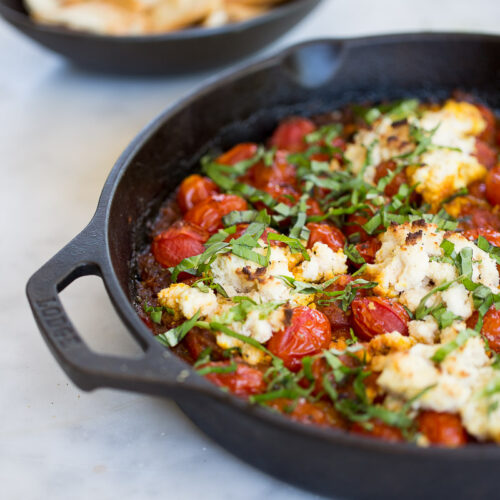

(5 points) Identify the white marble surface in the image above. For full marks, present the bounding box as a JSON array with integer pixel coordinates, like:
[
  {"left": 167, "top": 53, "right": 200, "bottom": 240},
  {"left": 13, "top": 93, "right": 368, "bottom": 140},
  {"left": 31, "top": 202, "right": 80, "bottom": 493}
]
[{"left": 1, "top": 1, "right": 499, "bottom": 499}]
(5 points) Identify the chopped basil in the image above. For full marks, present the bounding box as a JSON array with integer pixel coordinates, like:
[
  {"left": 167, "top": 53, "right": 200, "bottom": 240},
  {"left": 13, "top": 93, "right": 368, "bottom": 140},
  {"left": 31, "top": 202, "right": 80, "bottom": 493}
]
[
  {"left": 157, "top": 310, "right": 202, "bottom": 347},
  {"left": 431, "top": 328, "right": 478, "bottom": 363},
  {"left": 196, "top": 362, "right": 238, "bottom": 376}
]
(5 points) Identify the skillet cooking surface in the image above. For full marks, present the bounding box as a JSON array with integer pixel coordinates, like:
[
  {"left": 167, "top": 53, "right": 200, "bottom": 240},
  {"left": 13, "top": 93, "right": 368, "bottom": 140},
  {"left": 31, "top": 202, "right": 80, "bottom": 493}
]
[{"left": 27, "top": 34, "right": 500, "bottom": 499}]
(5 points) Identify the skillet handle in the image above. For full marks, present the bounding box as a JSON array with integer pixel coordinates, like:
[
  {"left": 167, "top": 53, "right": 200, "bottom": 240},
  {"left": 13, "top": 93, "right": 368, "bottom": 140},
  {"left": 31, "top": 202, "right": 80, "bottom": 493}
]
[{"left": 26, "top": 224, "right": 214, "bottom": 398}]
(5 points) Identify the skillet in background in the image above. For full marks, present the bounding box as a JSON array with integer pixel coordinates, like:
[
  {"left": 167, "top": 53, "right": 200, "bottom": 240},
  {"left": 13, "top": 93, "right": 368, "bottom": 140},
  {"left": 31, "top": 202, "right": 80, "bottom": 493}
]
[{"left": 27, "top": 33, "right": 500, "bottom": 499}]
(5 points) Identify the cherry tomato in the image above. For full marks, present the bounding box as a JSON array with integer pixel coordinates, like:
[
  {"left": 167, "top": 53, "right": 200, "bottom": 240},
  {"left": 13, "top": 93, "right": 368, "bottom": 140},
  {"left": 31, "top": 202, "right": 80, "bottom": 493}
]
[
  {"left": 242, "top": 150, "right": 297, "bottom": 189},
  {"left": 373, "top": 160, "right": 409, "bottom": 197},
  {"left": 351, "top": 419, "right": 404, "bottom": 442},
  {"left": 267, "top": 398, "right": 346, "bottom": 428},
  {"left": 270, "top": 117, "right": 316, "bottom": 153},
  {"left": 177, "top": 174, "right": 219, "bottom": 213},
  {"left": 462, "top": 227, "right": 500, "bottom": 247},
  {"left": 417, "top": 411, "right": 467, "bottom": 447},
  {"left": 351, "top": 296, "right": 410, "bottom": 341},
  {"left": 267, "top": 306, "right": 332, "bottom": 371},
  {"left": 258, "top": 183, "right": 323, "bottom": 217},
  {"left": 343, "top": 213, "right": 371, "bottom": 242},
  {"left": 476, "top": 139, "right": 497, "bottom": 169},
  {"left": 317, "top": 301, "right": 351, "bottom": 333},
  {"left": 486, "top": 165, "right": 500, "bottom": 206},
  {"left": 217, "top": 143, "right": 258, "bottom": 166},
  {"left": 466, "top": 307, "right": 500, "bottom": 352},
  {"left": 224, "top": 223, "right": 285, "bottom": 247},
  {"left": 202, "top": 361, "right": 266, "bottom": 398},
  {"left": 306, "top": 222, "right": 345, "bottom": 251},
  {"left": 184, "top": 327, "right": 222, "bottom": 361},
  {"left": 477, "top": 104, "right": 496, "bottom": 144},
  {"left": 152, "top": 221, "right": 208, "bottom": 268},
  {"left": 355, "top": 237, "right": 381, "bottom": 265},
  {"left": 454, "top": 197, "right": 500, "bottom": 231},
  {"left": 184, "top": 193, "right": 248, "bottom": 233},
  {"left": 468, "top": 180, "right": 487, "bottom": 200}
]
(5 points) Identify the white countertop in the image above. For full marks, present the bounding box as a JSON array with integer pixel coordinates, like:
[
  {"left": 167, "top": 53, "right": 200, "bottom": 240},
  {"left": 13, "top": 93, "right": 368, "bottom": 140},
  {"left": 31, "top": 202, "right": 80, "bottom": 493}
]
[{"left": 1, "top": 1, "right": 499, "bottom": 499}]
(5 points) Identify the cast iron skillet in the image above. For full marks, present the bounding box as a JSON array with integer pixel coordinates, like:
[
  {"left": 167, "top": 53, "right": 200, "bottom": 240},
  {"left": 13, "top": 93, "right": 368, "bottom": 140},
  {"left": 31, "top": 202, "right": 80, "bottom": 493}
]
[
  {"left": 0, "top": 0, "right": 320, "bottom": 74},
  {"left": 27, "top": 33, "right": 500, "bottom": 499}
]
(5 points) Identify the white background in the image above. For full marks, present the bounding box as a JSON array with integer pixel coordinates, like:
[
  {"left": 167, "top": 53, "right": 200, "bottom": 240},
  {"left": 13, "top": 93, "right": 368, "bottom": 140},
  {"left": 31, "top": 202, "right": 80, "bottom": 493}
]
[{"left": 1, "top": 1, "right": 499, "bottom": 499}]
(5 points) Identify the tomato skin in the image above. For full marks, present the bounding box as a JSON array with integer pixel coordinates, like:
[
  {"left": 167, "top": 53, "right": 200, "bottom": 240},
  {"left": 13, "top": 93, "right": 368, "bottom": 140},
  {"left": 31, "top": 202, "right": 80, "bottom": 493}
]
[
  {"left": 373, "top": 160, "right": 409, "bottom": 198},
  {"left": 477, "top": 104, "right": 496, "bottom": 144},
  {"left": 306, "top": 222, "right": 346, "bottom": 251},
  {"left": 351, "top": 420, "right": 404, "bottom": 442},
  {"left": 468, "top": 180, "right": 487, "bottom": 200},
  {"left": 267, "top": 306, "right": 332, "bottom": 371},
  {"left": 344, "top": 213, "right": 371, "bottom": 242},
  {"left": 486, "top": 165, "right": 500, "bottom": 206},
  {"left": 355, "top": 237, "right": 381, "bottom": 265},
  {"left": 152, "top": 221, "right": 208, "bottom": 268},
  {"left": 476, "top": 139, "right": 497, "bottom": 170},
  {"left": 184, "top": 327, "right": 222, "bottom": 361},
  {"left": 184, "top": 194, "right": 248, "bottom": 233},
  {"left": 317, "top": 302, "right": 351, "bottom": 334},
  {"left": 462, "top": 227, "right": 500, "bottom": 247},
  {"left": 224, "top": 223, "right": 285, "bottom": 247},
  {"left": 417, "top": 411, "right": 467, "bottom": 447},
  {"left": 257, "top": 183, "right": 323, "bottom": 217},
  {"left": 217, "top": 142, "right": 258, "bottom": 165},
  {"left": 242, "top": 150, "right": 297, "bottom": 189},
  {"left": 466, "top": 307, "right": 500, "bottom": 352},
  {"left": 177, "top": 174, "right": 219, "bottom": 213},
  {"left": 267, "top": 398, "right": 346, "bottom": 428},
  {"left": 270, "top": 117, "right": 316, "bottom": 153},
  {"left": 202, "top": 361, "right": 266, "bottom": 398},
  {"left": 351, "top": 296, "right": 410, "bottom": 341}
]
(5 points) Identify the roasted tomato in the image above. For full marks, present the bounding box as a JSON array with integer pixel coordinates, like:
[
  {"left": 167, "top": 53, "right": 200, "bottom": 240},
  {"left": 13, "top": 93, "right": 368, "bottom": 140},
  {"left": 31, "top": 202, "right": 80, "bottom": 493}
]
[
  {"left": 355, "top": 237, "right": 381, "bottom": 265},
  {"left": 177, "top": 174, "right": 219, "bottom": 213},
  {"left": 476, "top": 139, "right": 497, "bottom": 169},
  {"left": 466, "top": 307, "right": 500, "bottom": 352},
  {"left": 417, "top": 411, "right": 468, "bottom": 447},
  {"left": 343, "top": 212, "right": 372, "bottom": 242},
  {"left": 242, "top": 150, "right": 297, "bottom": 189},
  {"left": 184, "top": 193, "right": 248, "bottom": 233},
  {"left": 224, "top": 223, "right": 285, "bottom": 247},
  {"left": 351, "top": 296, "right": 410, "bottom": 341},
  {"left": 452, "top": 196, "right": 500, "bottom": 231},
  {"left": 267, "top": 398, "right": 346, "bottom": 428},
  {"left": 317, "top": 301, "right": 351, "bottom": 334},
  {"left": 258, "top": 183, "right": 323, "bottom": 216},
  {"left": 152, "top": 221, "right": 208, "bottom": 268},
  {"left": 201, "top": 361, "right": 266, "bottom": 397},
  {"left": 468, "top": 180, "right": 487, "bottom": 200},
  {"left": 351, "top": 420, "right": 404, "bottom": 442},
  {"left": 306, "top": 222, "right": 346, "bottom": 251},
  {"left": 462, "top": 227, "right": 500, "bottom": 247},
  {"left": 270, "top": 117, "right": 316, "bottom": 153},
  {"left": 217, "top": 142, "right": 258, "bottom": 166},
  {"left": 267, "top": 306, "right": 332, "bottom": 371},
  {"left": 477, "top": 104, "right": 497, "bottom": 144},
  {"left": 373, "top": 160, "right": 409, "bottom": 198},
  {"left": 184, "top": 327, "right": 223, "bottom": 361},
  {"left": 486, "top": 165, "right": 500, "bottom": 206}
]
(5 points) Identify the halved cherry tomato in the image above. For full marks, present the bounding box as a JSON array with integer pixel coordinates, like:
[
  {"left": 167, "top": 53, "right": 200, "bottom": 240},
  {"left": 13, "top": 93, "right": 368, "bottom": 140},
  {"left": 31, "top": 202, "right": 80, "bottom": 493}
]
[
  {"left": 184, "top": 193, "right": 248, "bottom": 233},
  {"left": 477, "top": 104, "right": 496, "bottom": 144},
  {"left": 184, "top": 327, "right": 222, "bottom": 361},
  {"left": 201, "top": 361, "right": 266, "bottom": 398},
  {"left": 224, "top": 223, "right": 285, "bottom": 247},
  {"left": 476, "top": 139, "right": 497, "bottom": 169},
  {"left": 270, "top": 117, "right": 316, "bottom": 153},
  {"left": 177, "top": 174, "right": 219, "bottom": 213},
  {"left": 468, "top": 180, "right": 487, "bottom": 200},
  {"left": 343, "top": 213, "right": 372, "bottom": 242},
  {"left": 267, "top": 306, "right": 332, "bottom": 371},
  {"left": 373, "top": 160, "right": 409, "bottom": 198},
  {"left": 267, "top": 398, "right": 346, "bottom": 428},
  {"left": 462, "top": 227, "right": 500, "bottom": 247},
  {"left": 417, "top": 411, "right": 467, "bottom": 447},
  {"left": 317, "top": 302, "right": 351, "bottom": 333},
  {"left": 242, "top": 150, "right": 297, "bottom": 189},
  {"left": 453, "top": 197, "right": 500, "bottom": 231},
  {"left": 355, "top": 237, "right": 381, "bottom": 265},
  {"left": 486, "top": 165, "right": 500, "bottom": 206},
  {"left": 351, "top": 420, "right": 403, "bottom": 442},
  {"left": 466, "top": 307, "right": 500, "bottom": 352},
  {"left": 306, "top": 222, "right": 345, "bottom": 251},
  {"left": 217, "top": 143, "right": 258, "bottom": 166},
  {"left": 351, "top": 296, "right": 410, "bottom": 341},
  {"left": 152, "top": 221, "right": 208, "bottom": 268}
]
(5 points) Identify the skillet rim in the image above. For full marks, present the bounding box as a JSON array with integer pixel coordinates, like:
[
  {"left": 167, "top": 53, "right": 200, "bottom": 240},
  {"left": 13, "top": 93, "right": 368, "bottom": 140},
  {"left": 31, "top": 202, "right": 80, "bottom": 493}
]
[
  {"left": 96, "top": 32, "right": 500, "bottom": 459},
  {"left": 0, "top": 0, "right": 320, "bottom": 40}
]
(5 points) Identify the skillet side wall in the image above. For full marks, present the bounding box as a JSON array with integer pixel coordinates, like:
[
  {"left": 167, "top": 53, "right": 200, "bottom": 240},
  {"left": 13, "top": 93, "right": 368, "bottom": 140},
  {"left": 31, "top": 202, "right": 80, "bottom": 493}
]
[{"left": 105, "top": 37, "right": 500, "bottom": 498}]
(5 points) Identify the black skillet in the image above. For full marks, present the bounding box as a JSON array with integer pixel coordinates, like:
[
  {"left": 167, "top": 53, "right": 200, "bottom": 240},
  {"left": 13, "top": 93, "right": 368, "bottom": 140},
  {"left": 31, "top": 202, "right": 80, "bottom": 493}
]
[
  {"left": 0, "top": 0, "right": 321, "bottom": 74},
  {"left": 27, "top": 33, "right": 500, "bottom": 499}
]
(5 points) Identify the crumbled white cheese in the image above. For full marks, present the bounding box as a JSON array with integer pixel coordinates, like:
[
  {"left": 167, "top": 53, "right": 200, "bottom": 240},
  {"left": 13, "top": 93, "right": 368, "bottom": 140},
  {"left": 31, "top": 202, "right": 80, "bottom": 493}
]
[
  {"left": 158, "top": 283, "right": 218, "bottom": 319},
  {"left": 365, "top": 222, "right": 499, "bottom": 318},
  {"left": 297, "top": 242, "right": 347, "bottom": 282},
  {"left": 408, "top": 316, "right": 439, "bottom": 344}
]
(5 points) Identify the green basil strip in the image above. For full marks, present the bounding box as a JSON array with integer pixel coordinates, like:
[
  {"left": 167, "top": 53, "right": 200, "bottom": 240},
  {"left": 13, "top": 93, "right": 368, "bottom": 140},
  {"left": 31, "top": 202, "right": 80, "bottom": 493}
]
[
  {"left": 431, "top": 328, "right": 478, "bottom": 363},
  {"left": 157, "top": 310, "right": 202, "bottom": 348}
]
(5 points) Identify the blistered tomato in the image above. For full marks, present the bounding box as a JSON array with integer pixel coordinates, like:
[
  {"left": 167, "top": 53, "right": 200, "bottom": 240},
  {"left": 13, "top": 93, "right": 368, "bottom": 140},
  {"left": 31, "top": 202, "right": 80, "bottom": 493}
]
[
  {"left": 417, "top": 411, "right": 467, "bottom": 447},
  {"left": 217, "top": 143, "right": 259, "bottom": 165},
  {"left": 306, "top": 222, "right": 345, "bottom": 251},
  {"left": 270, "top": 117, "right": 316, "bottom": 153},
  {"left": 177, "top": 174, "right": 219, "bottom": 213}
]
